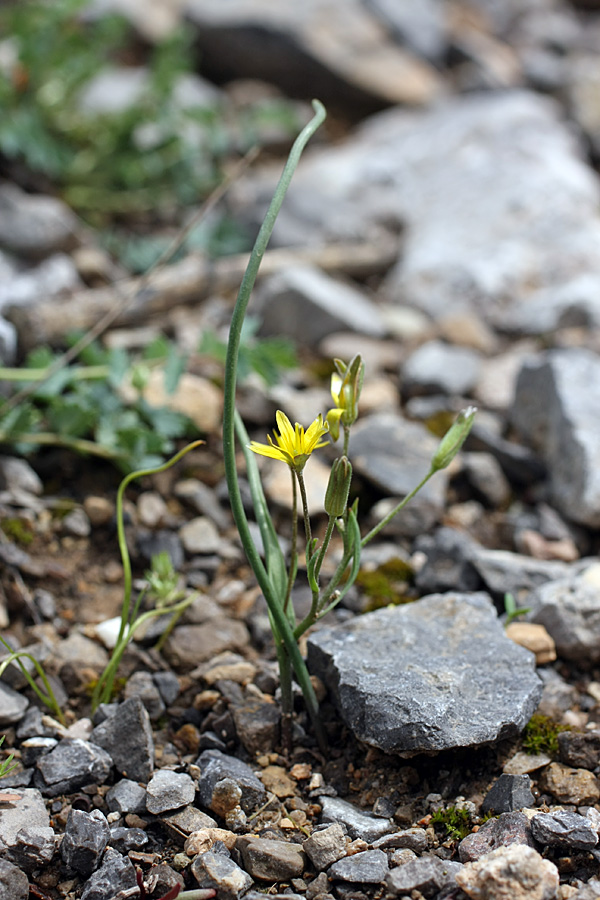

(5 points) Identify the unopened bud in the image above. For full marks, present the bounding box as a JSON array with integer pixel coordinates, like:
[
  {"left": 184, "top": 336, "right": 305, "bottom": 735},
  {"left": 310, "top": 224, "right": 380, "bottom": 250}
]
[
  {"left": 324, "top": 456, "right": 353, "bottom": 517},
  {"left": 431, "top": 406, "right": 477, "bottom": 472}
]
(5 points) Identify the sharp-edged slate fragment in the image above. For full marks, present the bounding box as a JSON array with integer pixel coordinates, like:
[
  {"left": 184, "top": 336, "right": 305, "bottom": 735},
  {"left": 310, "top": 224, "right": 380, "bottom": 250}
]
[
  {"left": 307, "top": 593, "right": 542, "bottom": 755},
  {"left": 90, "top": 696, "right": 155, "bottom": 783}
]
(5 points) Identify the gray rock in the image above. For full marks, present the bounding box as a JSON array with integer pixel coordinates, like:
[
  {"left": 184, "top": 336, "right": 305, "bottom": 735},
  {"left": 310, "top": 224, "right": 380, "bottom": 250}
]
[
  {"left": 531, "top": 809, "right": 598, "bottom": 851},
  {"left": 90, "top": 697, "right": 154, "bottom": 782},
  {"left": 303, "top": 823, "right": 347, "bottom": 870},
  {"left": 106, "top": 778, "right": 148, "bottom": 816},
  {"left": 402, "top": 340, "right": 481, "bottom": 397},
  {"left": 0, "top": 681, "right": 29, "bottom": 725},
  {"left": 455, "top": 844, "right": 559, "bottom": 900},
  {"left": 0, "top": 456, "right": 42, "bottom": 495},
  {"left": 256, "top": 266, "right": 385, "bottom": 345},
  {"left": 471, "top": 548, "right": 570, "bottom": 598},
  {"left": 15, "top": 706, "right": 55, "bottom": 740},
  {"left": 61, "top": 808, "right": 110, "bottom": 876},
  {"left": 108, "top": 825, "right": 149, "bottom": 853},
  {"left": 145, "top": 769, "right": 196, "bottom": 814},
  {"left": 80, "top": 846, "right": 138, "bottom": 900},
  {"left": 231, "top": 697, "right": 281, "bottom": 757},
  {"left": 0, "top": 183, "right": 78, "bottom": 258},
  {"left": 238, "top": 836, "right": 305, "bottom": 881},
  {"left": 0, "top": 857, "right": 29, "bottom": 900},
  {"left": 386, "top": 856, "right": 462, "bottom": 897},
  {"left": 179, "top": 516, "right": 221, "bottom": 555},
  {"left": 328, "top": 849, "right": 388, "bottom": 883},
  {"left": 349, "top": 413, "right": 448, "bottom": 536},
  {"left": 366, "top": 0, "right": 447, "bottom": 61},
  {"left": 162, "top": 806, "right": 218, "bottom": 841},
  {"left": 318, "top": 796, "right": 393, "bottom": 842},
  {"left": 20, "top": 737, "right": 58, "bottom": 767},
  {"left": 481, "top": 774, "right": 535, "bottom": 815},
  {"left": 191, "top": 849, "right": 253, "bottom": 900},
  {"left": 459, "top": 811, "right": 536, "bottom": 864},
  {"left": 0, "top": 788, "right": 55, "bottom": 873},
  {"left": 414, "top": 527, "right": 481, "bottom": 595},
  {"left": 511, "top": 349, "right": 600, "bottom": 527},
  {"left": 558, "top": 730, "right": 600, "bottom": 770},
  {"left": 527, "top": 576, "right": 600, "bottom": 664},
  {"left": 153, "top": 670, "right": 181, "bottom": 706},
  {"left": 123, "top": 671, "right": 166, "bottom": 721},
  {"left": 164, "top": 619, "right": 250, "bottom": 668},
  {"left": 1, "top": 254, "right": 81, "bottom": 312},
  {"left": 196, "top": 749, "right": 266, "bottom": 814},
  {"left": 35, "top": 739, "right": 112, "bottom": 797},
  {"left": 372, "top": 827, "right": 428, "bottom": 853},
  {"left": 461, "top": 452, "right": 512, "bottom": 509},
  {"left": 308, "top": 593, "right": 541, "bottom": 755}
]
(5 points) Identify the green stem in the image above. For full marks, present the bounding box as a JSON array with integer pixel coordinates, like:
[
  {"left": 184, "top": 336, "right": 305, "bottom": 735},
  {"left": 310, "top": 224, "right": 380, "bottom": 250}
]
[
  {"left": 222, "top": 100, "right": 327, "bottom": 752},
  {"left": 342, "top": 426, "right": 350, "bottom": 458},
  {"left": 0, "top": 641, "right": 65, "bottom": 724},
  {"left": 0, "top": 365, "right": 111, "bottom": 382},
  {"left": 284, "top": 469, "right": 298, "bottom": 618},
  {"left": 0, "top": 431, "right": 122, "bottom": 460},
  {"left": 296, "top": 471, "right": 313, "bottom": 561},
  {"left": 313, "top": 515, "right": 336, "bottom": 583},
  {"left": 361, "top": 469, "right": 434, "bottom": 547}
]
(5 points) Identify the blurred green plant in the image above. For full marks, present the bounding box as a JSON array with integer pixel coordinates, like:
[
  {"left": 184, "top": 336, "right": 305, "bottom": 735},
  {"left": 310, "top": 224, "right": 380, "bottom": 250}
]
[
  {"left": 0, "top": 0, "right": 299, "bottom": 236},
  {"left": 200, "top": 315, "right": 298, "bottom": 387},
  {"left": 431, "top": 806, "right": 472, "bottom": 841},
  {"left": 0, "top": 336, "right": 194, "bottom": 472},
  {"left": 0, "top": 635, "right": 65, "bottom": 724},
  {"left": 0, "top": 734, "right": 18, "bottom": 780},
  {"left": 522, "top": 713, "right": 569, "bottom": 757},
  {"left": 503, "top": 591, "right": 532, "bottom": 627}
]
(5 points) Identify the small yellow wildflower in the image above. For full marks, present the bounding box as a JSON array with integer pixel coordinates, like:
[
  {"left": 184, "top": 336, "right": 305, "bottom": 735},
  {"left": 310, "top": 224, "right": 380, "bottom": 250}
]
[
  {"left": 326, "top": 355, "right": 364, "bottom": 440},
  {"left": 249, "top": 410, "right": 330, "bottom": 472}
]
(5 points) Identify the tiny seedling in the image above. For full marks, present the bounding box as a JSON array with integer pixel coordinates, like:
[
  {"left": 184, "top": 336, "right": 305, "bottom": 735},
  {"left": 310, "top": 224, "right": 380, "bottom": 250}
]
[
  {"left": 503, "top": 592, "right": 532, "bottom": 627},
  {"left": 0, "top": 735, "right": 18, "bottom": 780}
]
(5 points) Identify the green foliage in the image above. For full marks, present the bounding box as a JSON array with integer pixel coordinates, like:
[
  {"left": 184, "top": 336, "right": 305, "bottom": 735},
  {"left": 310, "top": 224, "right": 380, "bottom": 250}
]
[
  {"left": 503, "top": 592, "right": 532, "bottom": 627},
  {"left": 0, "top": 337, "right": 194, "bottom": 473},
  {"left": 431, "top": 806, "right": 472, "bottom": 841},
  {"left": 522, "top": 713, "right": 569, "bottom": 757},
  {"left": 200, "top": 316, "right": 298, "bottom": 387},
  {"left": 0, "top": 0, "right": 300, "bottom": 242},
  {"left": 0, "top": 735, "right": 18, "bottom": 780},
  {"left": 1, "top": 517, "right": 35, "bottom": 546},
  {"left": 356, "top": 557, "right": 414, "bottom": 611}
]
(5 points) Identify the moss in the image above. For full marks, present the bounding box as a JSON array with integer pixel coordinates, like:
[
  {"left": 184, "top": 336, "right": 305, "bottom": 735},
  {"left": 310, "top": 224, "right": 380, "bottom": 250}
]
[
  {"left": 1, "top": 517, "right": 34, "bottom": 547},
  {"left": 522, "top": 713, "right": 570, "bottom": 756},
  {"left": 356, "top": 557, "right": 414, "bottom": 612},
  {"left": 431, "top": 806, "right": 472, "bottom": 841}
]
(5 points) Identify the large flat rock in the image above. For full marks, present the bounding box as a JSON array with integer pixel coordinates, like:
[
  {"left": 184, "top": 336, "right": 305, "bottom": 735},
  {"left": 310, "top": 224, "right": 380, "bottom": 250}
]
[{"left": 307, "top": 593, "right": 542, "bottom": 755}]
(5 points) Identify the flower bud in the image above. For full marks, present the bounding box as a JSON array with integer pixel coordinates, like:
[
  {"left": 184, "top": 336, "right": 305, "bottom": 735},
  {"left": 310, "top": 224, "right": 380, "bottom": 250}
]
[
  {"left": 430, "top": 406, "right": 477, "bottom": 472},
  {"left": 324, "top": 456, "right": 353, "bottom": 517},
  {"left": 330, "top": 354, "right": 364, "bottom": 429}
]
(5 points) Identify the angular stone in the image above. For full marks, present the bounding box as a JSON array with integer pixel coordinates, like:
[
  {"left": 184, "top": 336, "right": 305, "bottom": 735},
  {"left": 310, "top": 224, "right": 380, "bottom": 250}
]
[
  {"left": 526, "top": 576, "right": 600, "bottom": 664},
  {"left": 456, "top": 844, "right": 559, "bottom": 900},
  {"left": 123, "top": 671, "right": 166, "bottom": 721},
  {"left": 164, "top": 619, "right": 250, "bottom": 668},
  {"left": 402, "top": 340, "right": 482, "bottom": 397},
  {"left": 531, "top": 809, "right": 598, "bottom": 851},
  {"left": 35, "top": 739, "right": 112, "bottom": 797},
  {"left": 80, "top": 846, "right": 138, "bottom": 900},
  {"left": 459, "top": 812, "right": 536, "bottom": 864},
  {"left": 0, "top": 857, "right": 29, "bottom": 900},
  {"left": 61, "top": 808, "right": 110, "bottom": 876},
  {"left": 539, "top": 762, "right": 600, "bottom": 806},
  {"left": 196, "top": 750, "right": 266, "bottom": 814},
  {"left": 512, "top": 349, "right": 600, "bottom": 527},
  {"left": 90, "top": 697, "right": 154, "bottom": 782},
  {"left": 106, "top": 779, "right": 148, "bottom": 816},
  {"left": 372, "top": 828, "right": 428, "bottom": 853},
  {"left": 349, "top": 413, "right": 448, "bottom": 536},
  {"left": 386, "top": 856, "right": 462, "bottom": 897},
  {"left": 145, "top": 770, "right": 196, "bottom": 814},
  {"left": 191, "top": 850, "right": 253, "bottom": 900},
  {"left": 0, "top": 682, "right": 29, "bottom": 726},
  {"left": 307, "top": 593, "right": 542, "bottom": 755},
  {"left": 328, "top": 849, "right": 388, "bottom": 883},
  {"left": 482, "top": 775, "right": 535, "bottom": 815},
  {"left": 303, "top": 823, "right": 347, "bottom": 870},
  {"left": 318, "top": 797, "right": 393, "bottom": 842},
  {"left": 238, "top": 836, "right": 305, "bottom": 881},
  {"left": 558, "top": 730, "right": 600, "bottom": 770}
]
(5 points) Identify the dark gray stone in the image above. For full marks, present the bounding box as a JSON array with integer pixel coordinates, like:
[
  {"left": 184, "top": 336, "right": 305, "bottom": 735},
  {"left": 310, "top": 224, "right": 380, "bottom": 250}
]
[
  {"left": 386, "top": 856, "right": 462, "bottom": 898},
  {"left": 153, "top": 670, "right": 181, "bottom": 706},
  {"left": 328, "top": 849, "right": 388, "bottom": 883},
  {"left": 307, "top": 593, "right": 542, "bottom": 755},
  {"left": 61, "top": 808, "right": 110, "bottom": 877},
  {"left": 15, "top": 706, "right": 55, "bottom": 740},
  {"left": 527, "top": 576, "right": 600, "bottom": 664},
  {"left": 108, "top": 825, "right": 149, "bottom": 853},
  {"left": 145, "top": 769, "right": 195, "bottom": 814},
  {"left": 531, "top": 810, "right": 598, "bottom": 851},
  {"left": 318, "top": 796, "right": 393, "bottom": 842},
  {"left": 20, "top": 737, "right": 57, "bottom": 767},
  {"left": 414, "top": 527, "right": 481, "bottom": 595},
  {"left": 123, "top": 670, "right": 166, "bottom": 720},
  {"left": 238, "top": 836, "right": 305, "bottom": 881},
  {"left": 349, "top": 413, "right": 448, "bottom": 536},
  {"left": 90, "top": 696, "right": 154, "bottom": 782},
  {"left": 372, "top": 828, "right": 428, "bottom": 853},
  {"left": 34, "top": 739, "right": 112, "bottom": 797},
  {"left": 482, "top": 774, "right": 535, "bottom": 815},
  {"left": 559, "top": 730, "right": 600, "bottom": 770},
  {"left": 80, "top": 846, "right": 138, "bottom": 900},
  {"left": 196, "top": 749, "right": 266, "bottom": 814},
  {"left": 303, "top": 824, "right": 347, "bottom": 870},
  {"left": 6, "top": 825, "right": 55, "bottom": 873},
  {"left": 191, "top": 850, "right": 253, "bottom": 900},
  {"left": 0, "top": 857, "right": 29, "bottom": 900},
  {"left": 106, "top": 778, "right": 148, "bottom": 815},
  {"left": 511, "top": 349, "right": 600, "bottom": 527},
  {"left": 459, "top": 812, "right": 536, "bottom": 863}
]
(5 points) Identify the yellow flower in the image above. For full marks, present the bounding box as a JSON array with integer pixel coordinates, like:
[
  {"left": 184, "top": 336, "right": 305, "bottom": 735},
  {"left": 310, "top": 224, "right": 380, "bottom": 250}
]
[
  {"left": 326, "top": 355, "right": 364, "bottom": 440},
  {"left": 249, "top": 410, "right": 330, "bottom": 472}
]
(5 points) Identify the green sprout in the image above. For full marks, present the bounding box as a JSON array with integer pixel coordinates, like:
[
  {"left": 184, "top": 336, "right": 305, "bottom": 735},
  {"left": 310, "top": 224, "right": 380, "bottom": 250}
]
[
  {"left": 0, "top": 735, "right": 18, "bottom": 780},
  {"left": 503, "top": 592, "right": 532, "bottom": 627}
]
